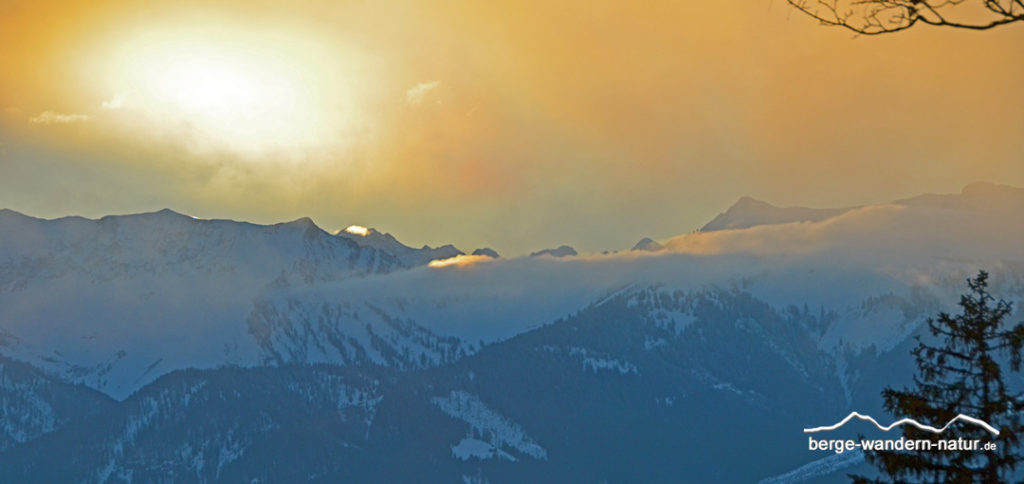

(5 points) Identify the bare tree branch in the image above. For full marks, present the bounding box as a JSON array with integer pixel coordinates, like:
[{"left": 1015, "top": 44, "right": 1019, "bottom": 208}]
[{"left": 786, "top": 0, "right": 1024, "bottom": 34}]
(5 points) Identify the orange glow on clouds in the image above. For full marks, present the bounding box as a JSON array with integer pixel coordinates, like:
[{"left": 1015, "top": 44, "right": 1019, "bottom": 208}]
[{"left": 428, "top": 255, "right": 494, "bottom": 269}]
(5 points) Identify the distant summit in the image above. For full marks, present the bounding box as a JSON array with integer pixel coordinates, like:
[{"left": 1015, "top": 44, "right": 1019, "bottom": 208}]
[
  {"left": 699, "top": 197, "right": 847, "bottom": 232},
  {"left": 700, "top": 182, "right": 1024, "bottom": 234},
  {"left": 530, "top": 245, "right": 577, "bottom": 258},
  {"left": 894, "top": 181, "right": 1024, "bottom": 213},
  {"left": 472, "top": 248, "right": 500, "bottom": 258},
  {"left": 631, "top": 237, "right": 663, "bottom": 252}
]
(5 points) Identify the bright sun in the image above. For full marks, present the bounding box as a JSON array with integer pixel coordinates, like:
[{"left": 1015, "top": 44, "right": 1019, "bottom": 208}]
[{"left": 97, "top": 26, "right": 360, "bottom": 158}]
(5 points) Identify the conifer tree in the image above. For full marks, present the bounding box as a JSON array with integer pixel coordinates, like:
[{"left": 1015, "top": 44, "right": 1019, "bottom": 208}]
[{"left": 855, "top": 271, "right": 1024, "bottom": 483}]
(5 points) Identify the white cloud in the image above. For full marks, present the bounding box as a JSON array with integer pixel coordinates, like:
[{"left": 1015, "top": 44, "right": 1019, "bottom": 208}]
[
  {"left": 272, "top": 188, "right": 1024, "bottom": 345},
  {"left": 406, "top": 80, "right": 441, "bottom": 105},
  {"left": 29, "top": 110, "right": 91, "bottom": 125},
  {"left": 102, "top": 93, "right": 127, "bottom": 110}
]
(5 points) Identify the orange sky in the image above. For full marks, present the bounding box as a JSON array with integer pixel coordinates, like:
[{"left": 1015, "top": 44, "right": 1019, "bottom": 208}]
[{"left": 1, "top": 0, "right": 1022, "bottom": 254}]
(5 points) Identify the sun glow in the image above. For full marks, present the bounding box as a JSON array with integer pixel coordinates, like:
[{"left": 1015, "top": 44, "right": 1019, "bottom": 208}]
[{"left": 94, "top": 25, "right": 363, "bottom": 157}]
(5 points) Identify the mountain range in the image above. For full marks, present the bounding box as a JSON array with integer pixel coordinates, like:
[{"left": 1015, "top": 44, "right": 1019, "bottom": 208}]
[{"left": 1, "top": 182, "right": 1022, "bottom": 482}]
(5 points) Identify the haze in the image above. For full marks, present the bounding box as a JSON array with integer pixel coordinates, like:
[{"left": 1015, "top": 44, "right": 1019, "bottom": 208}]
[{"left": 0, "top": 0, "right": 1021, "bottom": 255}]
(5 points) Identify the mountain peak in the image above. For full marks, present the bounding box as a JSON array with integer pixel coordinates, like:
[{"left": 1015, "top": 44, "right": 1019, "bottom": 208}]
[
  {"left": 733, "top": 196, "right": 774, "bottom": 208},
  {"left": 281, "top": 216, "right": 319, "bottom": 229},
  {"left": 530, "top": 245, "right": 577, "bottom": 258},
  {"left": 472, "top": 248, "right": 500, "bottom": 259},
  {"left": 631, "top": 237, "right": 663, "bottom": 252},
  {"left": 141, "top": 208, "right": 189, "bottom": 219},
  {"left": 98, "top": 208, "right": 191, "bottom": 224},
  {"left": 700, "top": 197, "right": 847, "bottom": 232},
  {"left": 0, "top": 208, "right": 30, "bottom": 219}
]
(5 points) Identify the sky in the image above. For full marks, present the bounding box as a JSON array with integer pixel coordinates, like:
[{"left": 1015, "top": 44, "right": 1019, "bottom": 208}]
[{"left": 0, "top": 0, "right": 1022, "bottom": 255}]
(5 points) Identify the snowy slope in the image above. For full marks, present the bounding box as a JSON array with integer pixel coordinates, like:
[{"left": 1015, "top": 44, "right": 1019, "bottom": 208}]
[
  {"left": 0, "top": 210, "right": 447, "bottom": 398},
  {"left": 0, "top": 356, "right": 113, "bottom": 451},
  {"left": 1, "top": 183, "right": 1021, "bottom": 401},
  {"left": 0, "top": 184, "right": 1022, "bottom": 481}
]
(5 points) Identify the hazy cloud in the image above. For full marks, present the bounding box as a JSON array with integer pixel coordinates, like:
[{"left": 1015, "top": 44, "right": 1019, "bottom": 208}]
[
  {"left": 0, "top": 2, "right": 1020, "bottom": 256},
  {"left": 406, "top": 80, "right": 440, "bottom": 105},
  {"left": 29, "top": 110, "right": 91, "bottom": 124},
  {"left": 660, "top": 190, "right": 1024, "bottom": 262},
  {"left": 102, "top": 93, "right": 127, "bottom": 110}
]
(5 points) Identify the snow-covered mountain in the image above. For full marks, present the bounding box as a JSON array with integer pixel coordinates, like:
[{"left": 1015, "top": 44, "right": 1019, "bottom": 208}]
[
  {"left": 0, "top": 209, "right": 464, "bottom": 398},
  {"left": 0, "top": 182, "right": 1023, "bottom": 482},
  {"left": 0, "top": 209, "right": 404, "bottom": 284},
  {"left": 334, "top": 225, "right": 463, "bottom": 267},
  {"left": 9, "top": 276, "right": 1019, "bottom": 482},
  {"left": 0, "top": 356, "right": 114, "bottom": 452},
  {"left": 2, "top": 183, "right": 1022, "bottom": 400}
]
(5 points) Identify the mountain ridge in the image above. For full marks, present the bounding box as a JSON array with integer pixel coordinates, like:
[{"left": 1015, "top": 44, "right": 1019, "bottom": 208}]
[{"left": 0, "top": 183, "right": 1023, "bottom": 481}]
